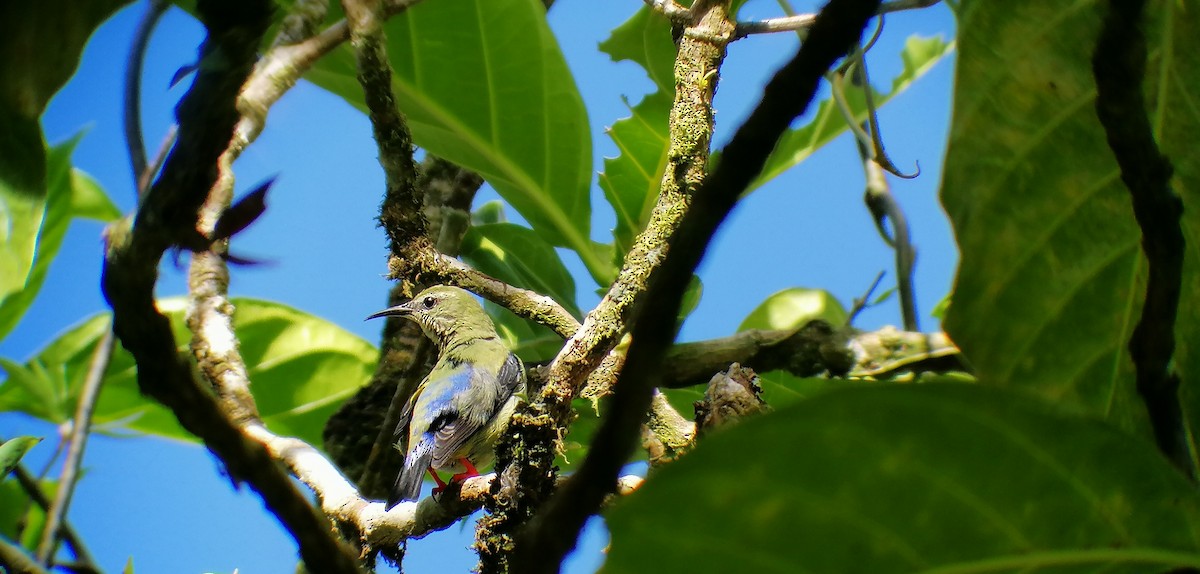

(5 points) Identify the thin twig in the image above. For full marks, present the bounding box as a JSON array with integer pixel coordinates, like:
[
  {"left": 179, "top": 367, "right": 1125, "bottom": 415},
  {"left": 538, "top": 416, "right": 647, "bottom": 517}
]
[
  {"left": 735, "top": 0, "right": 939, "bottom": 38},
  {"left": 512, "top": 1, "right": 883, "bottom": 570},
  {"left": 6, "top": 460, "right": 94, "bottom": 567},
  {"left": 847, "top": 270, "right": 886, "bottom": 324},
  {"left": 123, "top": 0, "right": 169, "bottom": 198},
  {"left": 1092, "top": 0, "right": 1195, "bottom": 478},
  {"left": 34, "top": 328, "right": 113, "bottom": 566},
  {"left": 642, "top": 0, "right": 692, "bottom": 20},
  {"left": 858, "top": 134, "right": 918, "bottom": 330}
]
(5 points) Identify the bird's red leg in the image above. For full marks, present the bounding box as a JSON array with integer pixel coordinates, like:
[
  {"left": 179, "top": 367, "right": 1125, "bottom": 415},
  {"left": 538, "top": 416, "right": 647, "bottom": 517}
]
[
  {"left": 449, "top": 458, "right": 480, "bottom": 483},
  {"left": 428, "top": 467, "right": 450, "bottom": 496}
]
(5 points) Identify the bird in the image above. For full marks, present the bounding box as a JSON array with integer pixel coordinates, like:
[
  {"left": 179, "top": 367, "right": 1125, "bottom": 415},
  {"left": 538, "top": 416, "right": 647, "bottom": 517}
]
[{"left": 366, "top": 285, "right": 525, "bottom": 509}]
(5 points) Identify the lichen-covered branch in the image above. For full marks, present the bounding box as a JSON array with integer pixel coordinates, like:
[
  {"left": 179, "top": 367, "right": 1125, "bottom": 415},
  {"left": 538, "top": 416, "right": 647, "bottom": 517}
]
[
  {"left": 510, "top": 1, "right": 883, "bottom": 570},
  {"left": 1092, "top": 0, "right": 1195, "bottom": 477},
  {"left": 477, "top": 2, "right": 737, "bottom": 569}
]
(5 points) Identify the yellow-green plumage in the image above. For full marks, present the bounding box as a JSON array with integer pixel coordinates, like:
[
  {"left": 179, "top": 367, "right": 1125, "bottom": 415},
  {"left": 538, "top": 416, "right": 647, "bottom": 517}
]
[{"left": 366, "top": 285, "right": 525, "bottom": 508}]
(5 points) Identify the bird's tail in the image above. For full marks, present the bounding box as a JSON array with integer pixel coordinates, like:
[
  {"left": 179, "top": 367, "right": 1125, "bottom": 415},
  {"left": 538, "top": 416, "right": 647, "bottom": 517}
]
[{"left": 387, "top": 436, "right": 434, "bottom": 509}]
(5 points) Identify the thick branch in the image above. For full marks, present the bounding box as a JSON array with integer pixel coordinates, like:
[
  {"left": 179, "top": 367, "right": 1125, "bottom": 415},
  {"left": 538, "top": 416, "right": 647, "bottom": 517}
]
[
  {"left": 100, "top": 2, "right": 361, "bottom": 571},
  {"left": 1092, "top": 0, "right": 1194, "bottom": 477},
  {"left": 511, "top": 0, "right": 883, "bottom": 570}
]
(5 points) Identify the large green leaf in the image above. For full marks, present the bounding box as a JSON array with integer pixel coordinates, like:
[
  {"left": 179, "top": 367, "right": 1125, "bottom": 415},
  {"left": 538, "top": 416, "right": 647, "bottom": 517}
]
[
  {"left": 940, "top": 0, "right": 1199, "bottom": 451},
  {"left": 605, "top": 384, "right": 1200, "bottom": 573},
  {"left": 0, "top": 0, "right": 128, "bottom": 313},
  {"left": 0, "top": 299, "right": 376, "bottom": 447},
  {"left": 0, "top": 138, "right": 119, "bottom": 342},
  {"left": 748, "top": 34, "right": 954, "bottom": 192},
  {"left": 306, "top": 0, "right": 600, "bottom": 275}
]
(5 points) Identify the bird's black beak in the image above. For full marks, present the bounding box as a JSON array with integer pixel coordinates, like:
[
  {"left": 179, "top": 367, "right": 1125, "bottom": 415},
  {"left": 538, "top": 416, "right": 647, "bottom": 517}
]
[{"left": 365, "top": 303, "right": 412, "bottom": 321}]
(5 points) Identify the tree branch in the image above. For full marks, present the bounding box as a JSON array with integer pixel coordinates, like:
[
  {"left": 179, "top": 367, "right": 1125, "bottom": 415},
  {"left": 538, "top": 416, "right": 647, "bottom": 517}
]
[
  {"left": 0, "top": 537, "right": 47, "bottom": 574},
  {"left": 34, "top": 328, "right": 113, "bottom": 566},
  {"left": 734, "top": 0, "right": 939, "bottom": 38},
  {"left": 123, "top": 0, "right": 168, "bottom": 197},
  {"left": 511, "top": 0, "right": 883, "bottom": 570},
  {"left": 101, "top": 2, "right": 362, "bottom": 571},
  {"left": 1092, "top": 0, "right": 1195, "bottom": 477}
]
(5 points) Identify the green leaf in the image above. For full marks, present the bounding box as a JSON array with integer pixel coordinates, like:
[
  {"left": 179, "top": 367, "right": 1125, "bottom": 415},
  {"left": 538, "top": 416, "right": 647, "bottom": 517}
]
[
  {"left": 306, "top": 0, "right": 601, "bottom": 277},
  {"left": 471, "top": 200, "right": 507, "bottom": 225},
  {"left": 604, "top": 384, "right": 1200, "bottom": 573},
  {"left": 460, "top": 223, "right": 580, "bottom": 317},
  {"left": 4, "top": 299, "right": 376, "bottom": 447},
  {"left": 738, "top": 287, "right": 847, "bottom": 332},
  {"left": 940, "top": 1, "right": 1199, "bottom": 453},
  {"left": 0, "top": 436, "right": 42, "bottom": 480},
  {"left": 747, "top": 35, "right": 954, "bottom": 192},
  {"left": 0, "top": 0, "right": 129, "bottom": 312},
  {"left": 0, "top": 138, "right": 118, "bottom": 342},
  {"left": 598, "top": 6, "right": 677, "bottom": 94},
  {"left": 599, "top": 91, "right": 673, "bottom": 257}
]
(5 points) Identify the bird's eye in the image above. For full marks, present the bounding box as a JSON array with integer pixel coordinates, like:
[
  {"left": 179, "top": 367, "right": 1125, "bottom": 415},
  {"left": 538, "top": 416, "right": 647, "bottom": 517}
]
[{"left": 422, "top": 296, "right": 436, "bottom": 309}]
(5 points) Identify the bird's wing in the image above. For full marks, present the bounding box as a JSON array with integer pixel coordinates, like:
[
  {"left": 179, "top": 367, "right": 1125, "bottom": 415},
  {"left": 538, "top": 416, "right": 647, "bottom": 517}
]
[
  {"left": 423, "top": 360, "right": 490, "bottom": 468},
  {"left": 496, "top": 352, "right": 525, "bottom": 403}
]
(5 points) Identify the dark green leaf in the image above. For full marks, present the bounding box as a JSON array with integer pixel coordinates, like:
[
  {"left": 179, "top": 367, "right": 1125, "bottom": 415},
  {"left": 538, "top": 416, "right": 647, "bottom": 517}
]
[
  {"left": 306, "top": 0, "right": 600, "bottom": 277},
  {"left": 605, "top": 384, "right": 1200, "bottom": 573},
  {"left": 748, "top": 35, "right": 953, "bottom": 192},
  {"left": 0, "top": 0, "right": 129, "bottom": 309},
  {"left": 0, "top": 436, "right": 42, "bottom": 480},
  {"left": 940, "top": 1, "right": 1199, "bottom": 454},
  {"left": 738, "top": 287, "right": 847, "bottom": 332}
]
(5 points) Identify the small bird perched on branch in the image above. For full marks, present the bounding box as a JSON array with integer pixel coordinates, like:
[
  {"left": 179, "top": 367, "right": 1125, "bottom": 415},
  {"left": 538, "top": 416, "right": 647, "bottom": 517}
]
[{"left": 366, "top": 285, "right": 525, "bottom": 509}]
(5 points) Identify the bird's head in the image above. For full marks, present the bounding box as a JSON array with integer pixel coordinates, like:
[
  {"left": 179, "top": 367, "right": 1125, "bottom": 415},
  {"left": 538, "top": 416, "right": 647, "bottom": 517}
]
[{"left": 366, "top": 285, "right": 497, "bottom": 345}]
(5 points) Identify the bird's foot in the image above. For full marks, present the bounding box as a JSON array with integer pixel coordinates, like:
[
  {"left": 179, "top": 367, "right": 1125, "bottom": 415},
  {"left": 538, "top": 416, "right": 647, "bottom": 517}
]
[{"left": 449, "top": 458, "right": 480, "bottom": 483}]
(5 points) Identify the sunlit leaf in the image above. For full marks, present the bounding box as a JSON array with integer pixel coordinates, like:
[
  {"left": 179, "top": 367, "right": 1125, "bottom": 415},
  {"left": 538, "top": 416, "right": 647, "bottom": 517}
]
[
  {"left": 0, "top": 436, "right": 42, "bottom": 479},
  {"left": 738, "top": 287, "right": 847, "bottom": 332},
  {"left": 3, "top": 299, "right": 376, "bottom": 447},
  {"left": 940, "top": 0, "right": 1199, "bottom": 454},
  {"left": 605, "top": 384, "right": 1200, "bottom": 573}
]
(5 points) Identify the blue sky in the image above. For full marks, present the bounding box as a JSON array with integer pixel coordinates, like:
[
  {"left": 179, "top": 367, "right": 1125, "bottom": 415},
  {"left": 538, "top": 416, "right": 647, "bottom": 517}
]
[{"left": 1, "top": 0, "right": 957, "bottom": 571}]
